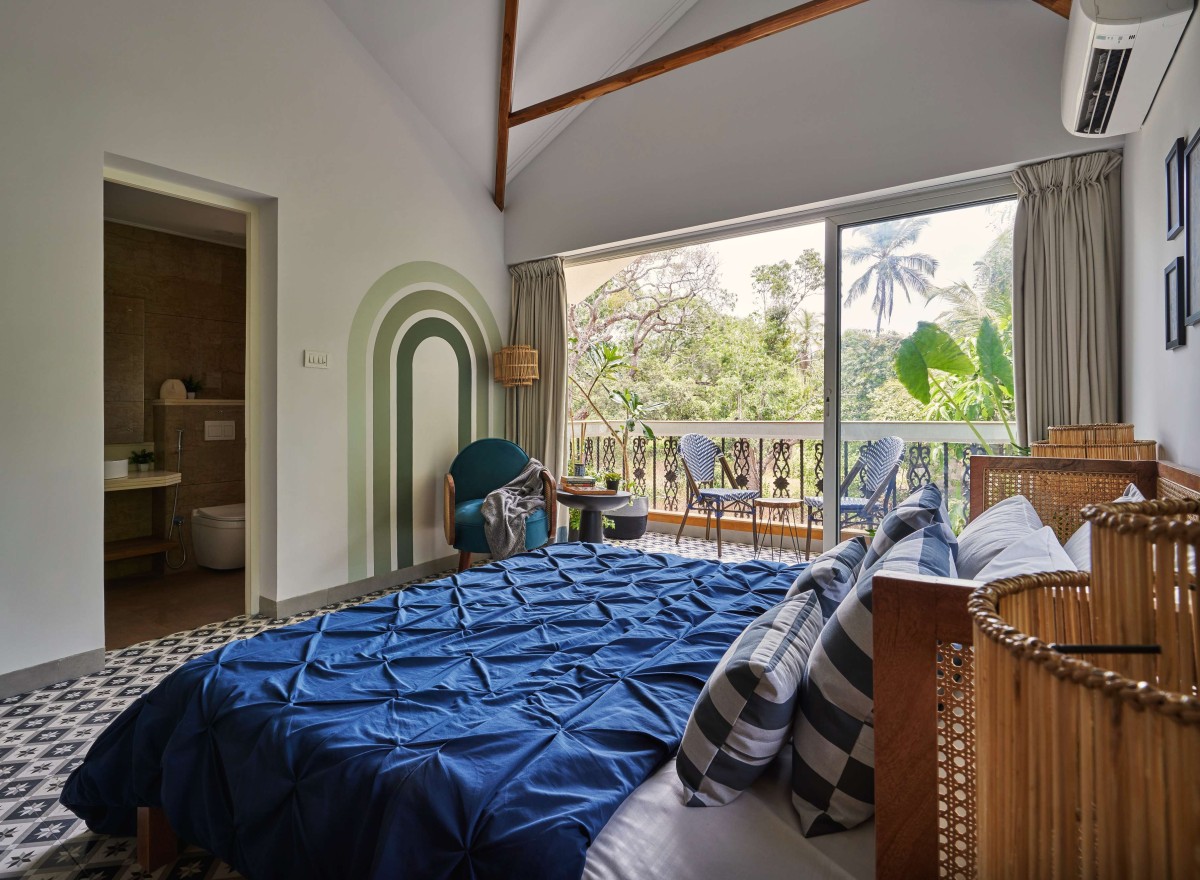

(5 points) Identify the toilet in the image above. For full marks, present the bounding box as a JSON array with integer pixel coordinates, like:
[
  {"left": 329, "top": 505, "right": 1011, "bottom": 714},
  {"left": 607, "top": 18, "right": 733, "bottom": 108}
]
[{"left": 192, "top": 503, "right": 246, "bottom": 569}]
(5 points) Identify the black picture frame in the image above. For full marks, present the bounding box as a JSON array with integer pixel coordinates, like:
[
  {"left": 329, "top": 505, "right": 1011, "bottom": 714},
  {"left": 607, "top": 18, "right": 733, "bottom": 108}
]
[
  {"left": 1187, "top": 129, "right": 1200, "bottom": 327},
  {"left": 1166, "top": 257, "right": 1185, "bottom": 350},
  {"left": 1167, "top": 137, "right": 1185, "bottom": 240}
]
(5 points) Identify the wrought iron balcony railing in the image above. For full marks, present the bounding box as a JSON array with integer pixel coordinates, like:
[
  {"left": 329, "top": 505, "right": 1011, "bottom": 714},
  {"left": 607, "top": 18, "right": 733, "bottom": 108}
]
[{"left": 568, "top": 420, "right": 1013, "bottom": 530}]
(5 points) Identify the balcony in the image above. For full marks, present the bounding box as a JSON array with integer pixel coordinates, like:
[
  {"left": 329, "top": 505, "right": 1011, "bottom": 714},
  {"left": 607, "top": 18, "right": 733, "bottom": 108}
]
[{"left": 569, "top": 420, "right": 1013, "bottom": 550}]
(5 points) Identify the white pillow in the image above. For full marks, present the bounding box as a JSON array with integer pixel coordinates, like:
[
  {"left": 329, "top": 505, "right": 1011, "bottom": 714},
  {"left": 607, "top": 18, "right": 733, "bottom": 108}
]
[
  {"left": 1063, "top": 483, "right": 1146, "bottom": 570},
  {"left": 955, "top": 495, "right": 1043, "bottom": 580},
  {"left": 974, "top": 526, "right": 1076, "bottom": 582}
]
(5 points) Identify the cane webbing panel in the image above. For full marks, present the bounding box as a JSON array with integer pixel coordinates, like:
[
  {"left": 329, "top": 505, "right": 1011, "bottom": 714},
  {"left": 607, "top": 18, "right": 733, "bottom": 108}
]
[
  {"left": 1158, "top": 476, "right": 1200, "bottom": 503},
  {"left": 981, "top": 468, "right": 1137, "bottom": 543},
  {"left": 936, "top": 640, "right": 977, "bottom": 880}
]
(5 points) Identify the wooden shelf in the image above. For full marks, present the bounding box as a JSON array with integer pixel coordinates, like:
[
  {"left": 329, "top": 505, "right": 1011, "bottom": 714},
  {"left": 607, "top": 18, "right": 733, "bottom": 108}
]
[
  {"left": 104, "top": 536, "right": 177, "bottom": 562},
  {"left": 104, "top": 470, "right": 182, "bottom": 492}
]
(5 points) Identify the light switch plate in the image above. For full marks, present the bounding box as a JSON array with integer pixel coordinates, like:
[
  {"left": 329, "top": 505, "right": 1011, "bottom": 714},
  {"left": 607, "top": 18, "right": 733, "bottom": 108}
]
[
  {"left": 204, "top": 420, "right": 236, "bottom": 441},
  {"left": 303, "top": 350, "right": 329, "bottom": 369}
]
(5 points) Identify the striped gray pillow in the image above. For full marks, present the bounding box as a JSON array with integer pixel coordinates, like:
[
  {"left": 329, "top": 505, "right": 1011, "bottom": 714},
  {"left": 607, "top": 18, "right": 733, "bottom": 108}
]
[
  {"left": 860, "top": 482, "right": 957, "bottom": 572},
  {"left": 785, "top": 536, "right": 868, "bottom": 620},
  {"left": 677, "top": 590, "right": 823, "bottom": 806}
]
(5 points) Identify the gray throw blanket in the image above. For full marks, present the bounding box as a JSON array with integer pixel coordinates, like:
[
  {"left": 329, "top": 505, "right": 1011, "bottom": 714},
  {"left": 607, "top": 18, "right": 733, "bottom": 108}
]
[{"left": 481, "top": 458, "right": 547, "bottom": 561}]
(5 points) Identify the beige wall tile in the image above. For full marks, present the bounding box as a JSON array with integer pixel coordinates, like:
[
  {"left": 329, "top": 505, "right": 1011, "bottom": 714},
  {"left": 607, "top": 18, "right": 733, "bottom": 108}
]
[{"left": 105, "top": 401, "right": 145, "bottom": 445}]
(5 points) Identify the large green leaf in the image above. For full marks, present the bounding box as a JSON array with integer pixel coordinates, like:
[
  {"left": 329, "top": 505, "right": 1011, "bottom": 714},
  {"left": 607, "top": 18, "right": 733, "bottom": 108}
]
[
  {"left": 975, "top": 318, "right": 1013, "bottom": 395},
  {"left": 910, "top": 322, "right": 974, "bottom": 375},
  {"left": 895, "top": 337, "right": 932, "bottom": 403},
  {"left": 894, "top": 322, "right": 973, "bottom": 405}
]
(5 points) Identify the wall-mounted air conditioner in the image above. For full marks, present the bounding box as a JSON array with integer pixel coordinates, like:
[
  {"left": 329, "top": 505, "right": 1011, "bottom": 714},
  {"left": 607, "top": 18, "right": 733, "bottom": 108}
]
[{"left": 1062, "top": 0, "right": 1194, "bottom": 137}]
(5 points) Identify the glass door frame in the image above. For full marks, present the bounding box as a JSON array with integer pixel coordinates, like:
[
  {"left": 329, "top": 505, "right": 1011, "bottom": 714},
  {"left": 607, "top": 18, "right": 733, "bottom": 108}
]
[{"left": 820, "top": 176, "right": 1018, "bottom": 552}]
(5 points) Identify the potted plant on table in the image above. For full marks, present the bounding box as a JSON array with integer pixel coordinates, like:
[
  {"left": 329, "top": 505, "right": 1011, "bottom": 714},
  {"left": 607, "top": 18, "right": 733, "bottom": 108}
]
[
  {"left": 183, "top": 375, "right": 203, "bottom": 400},
  {"left": 602, "top": 471, "right": 622, "bottom": 491},
  {"left": 129, "top": 449, "right": 155, "bottom": 473}
]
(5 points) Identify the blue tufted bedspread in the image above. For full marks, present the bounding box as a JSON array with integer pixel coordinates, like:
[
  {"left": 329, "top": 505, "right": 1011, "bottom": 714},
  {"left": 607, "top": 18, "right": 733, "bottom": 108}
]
[{"left": 62, "top": 543, "right": 800, "bottom": 880}]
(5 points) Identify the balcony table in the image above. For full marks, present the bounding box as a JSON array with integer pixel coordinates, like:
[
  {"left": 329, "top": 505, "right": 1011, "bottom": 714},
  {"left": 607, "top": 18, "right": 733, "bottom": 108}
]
[{"left": 558, "top": 490, "right": 632, "bottom": 543}]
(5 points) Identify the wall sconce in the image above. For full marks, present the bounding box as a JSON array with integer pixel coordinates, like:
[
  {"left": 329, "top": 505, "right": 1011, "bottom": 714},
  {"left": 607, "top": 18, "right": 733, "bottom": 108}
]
[{"left": 492, "top": 345, "right": 539, "bottom": 387}]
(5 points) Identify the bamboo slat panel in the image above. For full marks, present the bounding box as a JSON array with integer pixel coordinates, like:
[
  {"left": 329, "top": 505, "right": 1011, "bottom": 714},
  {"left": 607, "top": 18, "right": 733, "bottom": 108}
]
[
  {"left": 1046, "top": 423, "right": 1134, "bottom": 445},
  {"left": 971, "top": 498, "right": 1200, "bottom": 879},
  {"left": 1031, "top": 440, "right": 1157, "bottom": 461}
]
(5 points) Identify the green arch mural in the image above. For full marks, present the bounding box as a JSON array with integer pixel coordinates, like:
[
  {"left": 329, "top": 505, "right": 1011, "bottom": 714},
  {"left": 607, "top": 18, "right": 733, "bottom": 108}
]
[
  {"left": 385, "top": 318, "right": 473, "bottom": 572},
  {"left": 348, "top": 262, "right": 503, "bottom": 580}
]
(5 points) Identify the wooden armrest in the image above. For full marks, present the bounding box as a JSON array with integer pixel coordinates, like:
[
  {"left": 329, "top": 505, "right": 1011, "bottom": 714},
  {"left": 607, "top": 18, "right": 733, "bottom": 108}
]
[
  {"left": 443, "top": 474, "right": 455, "bottom": 546},
  {"left": 873, "top": 571, "right": 978, "bottom": 880},
  {"left": 540, "top": 470, "right": 557, "bottom": 537}
]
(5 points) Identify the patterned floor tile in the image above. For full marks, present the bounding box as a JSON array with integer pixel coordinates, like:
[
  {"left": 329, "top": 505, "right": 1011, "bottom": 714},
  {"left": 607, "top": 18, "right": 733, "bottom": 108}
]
[{"left": 0, "top": 534, "right": 753, "bottom": 878}]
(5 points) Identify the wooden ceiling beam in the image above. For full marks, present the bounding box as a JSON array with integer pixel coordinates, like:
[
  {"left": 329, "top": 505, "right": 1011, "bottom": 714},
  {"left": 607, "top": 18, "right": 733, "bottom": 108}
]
[
  {"left": 1031, "top": 0, "right": 1071, "bottom": 17},
  {"left": 494, "top": 0, "right": 519, "bottom": 211},
  {"left": 507, "top": 0, "right": 871, "bottom": 129}
]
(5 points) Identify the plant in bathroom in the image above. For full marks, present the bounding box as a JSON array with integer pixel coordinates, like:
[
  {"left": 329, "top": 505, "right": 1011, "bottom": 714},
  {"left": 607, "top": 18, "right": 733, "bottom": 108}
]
[
  {"left": 129, "top": 449, "right": 155, "bottom": 472},
  {"left": 183, "top": 375, "right": 203, "bottom": 399}
]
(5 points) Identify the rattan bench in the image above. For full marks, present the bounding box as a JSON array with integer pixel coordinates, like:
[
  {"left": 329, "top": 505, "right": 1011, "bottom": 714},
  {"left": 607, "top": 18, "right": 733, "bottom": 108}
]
[{"left": 872, "top": 455, "right": 1200, "bottom": 880}]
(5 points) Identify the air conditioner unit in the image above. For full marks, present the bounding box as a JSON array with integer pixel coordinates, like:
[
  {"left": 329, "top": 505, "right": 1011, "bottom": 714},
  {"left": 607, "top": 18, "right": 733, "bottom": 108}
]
[{"left": 1061, "top": 0, "right": 1194, "bottom": 137}]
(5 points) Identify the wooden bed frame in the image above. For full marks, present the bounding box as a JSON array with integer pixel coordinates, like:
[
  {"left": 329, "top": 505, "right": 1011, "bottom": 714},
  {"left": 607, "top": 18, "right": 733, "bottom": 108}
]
[{"left": 873, "top": 456, "right": 1200, "bottom": 880}]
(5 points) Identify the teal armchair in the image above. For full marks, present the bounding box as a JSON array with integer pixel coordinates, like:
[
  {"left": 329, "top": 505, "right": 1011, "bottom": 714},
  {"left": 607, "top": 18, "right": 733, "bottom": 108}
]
[{"left": 443, "top": 438, "right": 556, "bottom": 571}]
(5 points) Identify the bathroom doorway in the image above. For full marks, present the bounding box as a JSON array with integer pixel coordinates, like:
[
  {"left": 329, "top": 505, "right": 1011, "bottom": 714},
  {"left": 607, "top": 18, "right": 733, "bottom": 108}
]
[{"left": 102, "top": 177, "right": 255, "bottom": 649}]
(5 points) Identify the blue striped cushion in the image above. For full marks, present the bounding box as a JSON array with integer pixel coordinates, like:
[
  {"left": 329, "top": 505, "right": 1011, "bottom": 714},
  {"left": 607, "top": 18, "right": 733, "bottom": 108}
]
[
  {"left": 785, "top": 536, "right": 869, "bottom": 621},
  {"left": 859, "top": 483, "right": 957, "bottom": 572},
  {"left": 791, "top": 524, "right": 957, "bottom": 836},
  {"left": 677, "top": 591, "right": 823, "bottom": 807}
]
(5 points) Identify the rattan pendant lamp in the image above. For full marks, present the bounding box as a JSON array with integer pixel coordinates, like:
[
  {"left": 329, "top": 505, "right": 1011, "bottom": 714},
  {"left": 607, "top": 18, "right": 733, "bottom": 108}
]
[{"left": 492, "top": 344, "right": 539, "bottom": 387}]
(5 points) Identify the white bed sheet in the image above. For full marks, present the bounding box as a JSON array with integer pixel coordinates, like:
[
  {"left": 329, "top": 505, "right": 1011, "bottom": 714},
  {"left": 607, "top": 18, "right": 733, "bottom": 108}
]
[{"left": 583, "top": 750, "right": 874, "bottom": 880}]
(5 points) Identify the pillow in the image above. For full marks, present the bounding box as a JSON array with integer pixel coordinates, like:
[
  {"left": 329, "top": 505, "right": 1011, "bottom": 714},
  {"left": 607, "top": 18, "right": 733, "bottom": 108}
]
[
  {"left": 860, "top": 483, "right": 957, "bottom": 573},
  {"left": 791, "top": 524, "right": 957, "bottom": 836},
  {"left": 785, "top": 536, "right": 869, "bottom": 620},
  {"left": 677, "top": 590, "right": 823, "bottom": 807},
  {"left": 955, "top": 494, "right": 1043, "bottom": 580},
  {"left": 1063, "top": 482, "right": 1146, "bottom": 570},
  {"left": 974, "top": 526, "right": 1076, "bottom": 582}
]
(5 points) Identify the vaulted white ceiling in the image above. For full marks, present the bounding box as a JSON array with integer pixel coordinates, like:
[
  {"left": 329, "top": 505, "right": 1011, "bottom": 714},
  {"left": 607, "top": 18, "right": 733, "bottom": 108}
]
[{"left": 322, "top": 0, "right": 700, "bottom": 190}]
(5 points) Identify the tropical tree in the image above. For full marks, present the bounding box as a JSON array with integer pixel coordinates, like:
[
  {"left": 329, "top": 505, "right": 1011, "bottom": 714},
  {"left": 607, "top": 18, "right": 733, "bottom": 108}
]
[
  {"left": 844, "top": 218, "right": 939, "bottom": 333},
  {"left": 924, "top": 227, "right": 1013, "bottom": 339}
]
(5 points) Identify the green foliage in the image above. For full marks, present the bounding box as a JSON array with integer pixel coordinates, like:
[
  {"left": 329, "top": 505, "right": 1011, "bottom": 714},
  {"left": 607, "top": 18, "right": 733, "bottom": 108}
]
[
  {"left": 893, "top": 318, "right": 1019, "bottom": 454},
  {"left": 129, "top": 449, "right": 154, "bottom": 465}
]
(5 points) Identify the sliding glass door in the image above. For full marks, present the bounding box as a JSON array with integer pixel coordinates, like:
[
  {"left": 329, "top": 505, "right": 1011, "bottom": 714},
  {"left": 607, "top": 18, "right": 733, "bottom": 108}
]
[{"left": 822, "top": 186, "right": 1018, "bottom": 548}]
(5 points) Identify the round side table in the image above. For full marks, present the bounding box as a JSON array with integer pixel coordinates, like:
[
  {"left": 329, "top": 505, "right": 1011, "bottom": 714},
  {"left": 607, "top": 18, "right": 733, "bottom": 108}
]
[
  {"left": 752, "top": 497, "right": 806, "bottom": 563},
  {"left": 558, "top": 491, "right": 632, "bottom": 543}
]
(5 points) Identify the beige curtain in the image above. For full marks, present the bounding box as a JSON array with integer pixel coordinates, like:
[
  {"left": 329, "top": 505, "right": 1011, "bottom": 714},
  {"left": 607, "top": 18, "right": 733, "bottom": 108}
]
[
  {"left": 506, "top": 257, "right": 568, "bottom": 478},
  {"left": 1012, "top": 151, "right": 1122, "bottom": 446}
]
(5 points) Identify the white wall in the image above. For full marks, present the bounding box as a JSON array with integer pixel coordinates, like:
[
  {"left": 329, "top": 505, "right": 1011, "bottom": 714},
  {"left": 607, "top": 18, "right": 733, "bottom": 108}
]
[
  {"left": 1122, "top": 16, "right": 1200, "bottom": 465},
  {"left": 0, "top": 1, "right": 506, "bottom": 683},
  {"left": 504, "top": 0, "right": 1104, "bottom": 262}
]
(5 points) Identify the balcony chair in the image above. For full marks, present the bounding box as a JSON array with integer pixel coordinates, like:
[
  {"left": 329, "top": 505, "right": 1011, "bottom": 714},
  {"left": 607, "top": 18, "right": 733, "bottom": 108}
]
[
  {"left": 675, "top": 433, "right": 760, "bottom": 558},
  {"left": 802, "top": 435, "right": 905, "bottom": 557},
  {"left": 443, "top": 438, "right": 556, "bottom": 572}
]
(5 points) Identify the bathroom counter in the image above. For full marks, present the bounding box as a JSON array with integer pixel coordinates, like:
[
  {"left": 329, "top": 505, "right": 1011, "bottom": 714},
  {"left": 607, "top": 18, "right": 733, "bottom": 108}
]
[{"left": 104, "top": 470, "right": 182, "bottom": 492}]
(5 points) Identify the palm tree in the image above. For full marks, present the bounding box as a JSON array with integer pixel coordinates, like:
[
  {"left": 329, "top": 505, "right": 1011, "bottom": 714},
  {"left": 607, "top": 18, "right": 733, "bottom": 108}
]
[
  {"left": 844, "top": 218, "right": 939, "bottom": 333},
  {"left": 924, "top": 227, "right": 1014, "bottom": 339}
]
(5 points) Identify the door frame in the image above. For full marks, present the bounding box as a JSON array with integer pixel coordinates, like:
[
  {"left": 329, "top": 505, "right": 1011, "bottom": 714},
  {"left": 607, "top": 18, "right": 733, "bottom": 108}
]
[
  {"left": 820, "top": 177, "right": 1018, "bottom": 551},
  {"left": 103, "top": 164, "right": 267, "bottom": 615}
]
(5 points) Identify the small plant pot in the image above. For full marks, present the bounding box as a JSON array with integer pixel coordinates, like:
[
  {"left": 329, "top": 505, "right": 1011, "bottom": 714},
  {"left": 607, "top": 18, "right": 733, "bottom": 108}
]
[
  {"left": 136, "top": 463, "right": 151, "bottom": 473},
  {"left": 604, "top": 496, "right": 649, "bottom": 540},
  {"left": 605, "top": 479, "right": 620, "bottom": 491},
  {"left": 186, "top": 392, "right": 197, "bottom": 399}
]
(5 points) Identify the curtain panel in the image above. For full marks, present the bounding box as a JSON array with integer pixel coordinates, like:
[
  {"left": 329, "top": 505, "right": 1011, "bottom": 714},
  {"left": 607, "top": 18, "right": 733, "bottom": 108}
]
[
  {"left": 506, "top": 257, "right": 568, "bottom": 479},
  {"left": 1011, "top": 151, "right": 1123, "bottom": 446}
]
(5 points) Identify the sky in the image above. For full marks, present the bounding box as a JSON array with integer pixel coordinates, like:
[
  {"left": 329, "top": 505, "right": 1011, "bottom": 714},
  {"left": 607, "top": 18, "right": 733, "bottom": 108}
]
[{"left": 707, "top": 199, "right": 1015, "bottom": 333}]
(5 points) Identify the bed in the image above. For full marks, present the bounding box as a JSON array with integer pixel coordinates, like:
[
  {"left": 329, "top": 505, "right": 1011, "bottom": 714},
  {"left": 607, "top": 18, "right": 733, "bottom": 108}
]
[{"left": 62, "top": 542, "right": 811, "bottom": 880}]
